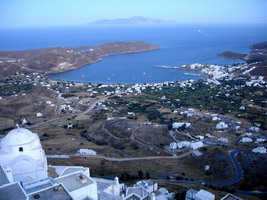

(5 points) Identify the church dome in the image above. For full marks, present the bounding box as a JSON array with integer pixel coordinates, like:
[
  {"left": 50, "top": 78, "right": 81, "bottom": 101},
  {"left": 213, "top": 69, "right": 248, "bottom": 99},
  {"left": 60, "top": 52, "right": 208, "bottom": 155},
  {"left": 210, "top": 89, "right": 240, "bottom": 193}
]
[{"left": 1, "top": 128, "right": 39, "bottom": 146}]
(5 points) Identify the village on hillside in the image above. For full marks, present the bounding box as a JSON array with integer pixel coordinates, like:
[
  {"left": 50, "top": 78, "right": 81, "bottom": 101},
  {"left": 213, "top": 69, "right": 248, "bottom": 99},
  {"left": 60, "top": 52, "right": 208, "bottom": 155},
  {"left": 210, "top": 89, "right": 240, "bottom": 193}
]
[{"left": 0, "top": 56, "right": 266, "bottom": 200}]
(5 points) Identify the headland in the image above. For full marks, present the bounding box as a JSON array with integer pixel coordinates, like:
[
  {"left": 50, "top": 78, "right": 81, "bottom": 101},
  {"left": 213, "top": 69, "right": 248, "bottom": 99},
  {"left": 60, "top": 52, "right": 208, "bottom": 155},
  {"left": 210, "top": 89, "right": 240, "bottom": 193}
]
[{"left": 0, "top": 41, "right": 160, "bottom": 79}]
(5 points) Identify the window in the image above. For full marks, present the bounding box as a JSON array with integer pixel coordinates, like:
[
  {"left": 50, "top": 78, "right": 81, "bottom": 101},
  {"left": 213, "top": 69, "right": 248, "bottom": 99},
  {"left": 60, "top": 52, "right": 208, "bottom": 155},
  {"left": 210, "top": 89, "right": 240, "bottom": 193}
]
[
  {"left": 19, "top": 147, "right": 23, "bottom": 152},
  {"left": 33, "top": 194, "right": 40, "bottom": 199}
]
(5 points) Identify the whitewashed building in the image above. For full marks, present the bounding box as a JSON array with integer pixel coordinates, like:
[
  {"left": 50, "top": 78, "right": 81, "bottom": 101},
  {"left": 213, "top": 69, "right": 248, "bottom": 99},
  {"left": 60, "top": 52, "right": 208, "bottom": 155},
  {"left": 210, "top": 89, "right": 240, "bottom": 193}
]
[
  {"left": 215, "top": 122, "right": 228, "bottom": 130},
  {"left": 240, "top": 137, "right": 253, "bottom": 143},
  {"left": 186, "top": 189, "right": 215, "bottom": 200},
  {"left": 170, "top": 141, "right": 204, "bottom": 150},
  {"left": 77, "top": 149, "right": 97, "bottom": 156},
  {"left": 252, "top": 147, "right": 266, "bottom": 154},
  {"left": 0, "top": 128, "right": 48, "bottom": 183},
  {"left": 172, "top": 122, "right": 191, "bottom": 129}
]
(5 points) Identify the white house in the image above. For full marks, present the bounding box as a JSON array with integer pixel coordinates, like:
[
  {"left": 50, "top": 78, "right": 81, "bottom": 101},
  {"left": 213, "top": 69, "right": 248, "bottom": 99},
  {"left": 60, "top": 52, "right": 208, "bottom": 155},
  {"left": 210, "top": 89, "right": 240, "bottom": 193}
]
[
  {"left": 218, "top": 138, "right": 228, "bottom": 143},
  {"left": 173, "top": 141, "right": 204, "bottom": 150},
  {"left": 190, "top": 141, "right": 204, "bottom": 150},
  {"left": 36, "top": 112, "right": 43, "bottom": 117},
  {"left": 215, "top": 122, "right": 228, "bottom": 130},
  {"left": 249, "top": 126, "right": 260, "bottom": 132},
  {"left": 256, "top": 138, "right": 266, "bottom": 143},
  {"left": 169, "top": 142, "right": 177, "bottom": 150},
  {"left": 212, "top": 116, "right": 220, "bottom": 121},
  {"left": 77, "top": 149, "right": 97, "bottom": 156},
  {"left": 21, "top": 118, "right": 28, "bottom": 125},
  {"left": 186, "top": 189, "right": 215, "bottom": 200},
  {"left": 240, "top": 137, "right": 253, "bottom": 143},
  {"left": 172, "top": 122, "right": 191, "bottom": 129},
  {"left": 196, "top": 135, "right": 204, "bottom": 140},
  {"left": 134, "top": 180, "right": 158, "bottom": 193},
  {"left": 252, "top": 147, "right": 266, "bottom": 154}
]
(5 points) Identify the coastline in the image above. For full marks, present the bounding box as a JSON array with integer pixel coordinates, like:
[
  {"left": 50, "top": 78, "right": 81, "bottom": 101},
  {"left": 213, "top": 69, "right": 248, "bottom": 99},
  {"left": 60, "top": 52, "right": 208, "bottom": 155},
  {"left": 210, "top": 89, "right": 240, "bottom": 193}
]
[{"left": 0, "top": 41, "right": 160, "bottom": 79}]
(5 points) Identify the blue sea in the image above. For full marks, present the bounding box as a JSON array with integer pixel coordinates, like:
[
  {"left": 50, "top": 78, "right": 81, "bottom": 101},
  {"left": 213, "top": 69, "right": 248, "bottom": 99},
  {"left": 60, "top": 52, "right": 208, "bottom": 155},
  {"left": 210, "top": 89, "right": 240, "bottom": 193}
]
[{"left": 0, "top": 24, "right": 267, "bottom": 84}]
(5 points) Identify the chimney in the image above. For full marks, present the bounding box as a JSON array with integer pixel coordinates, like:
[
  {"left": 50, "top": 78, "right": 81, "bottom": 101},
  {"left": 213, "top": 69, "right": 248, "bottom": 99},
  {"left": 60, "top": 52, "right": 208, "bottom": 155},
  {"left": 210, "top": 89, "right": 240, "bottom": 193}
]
[
  {"left": 114, "top": 176, "right": 119, "bottom": 185},
  {"left": 151, "top": 192, "right": 156, "bottom": 200},
  {"left": 76, "top": 174, "right": 88, "bottom": 184}
]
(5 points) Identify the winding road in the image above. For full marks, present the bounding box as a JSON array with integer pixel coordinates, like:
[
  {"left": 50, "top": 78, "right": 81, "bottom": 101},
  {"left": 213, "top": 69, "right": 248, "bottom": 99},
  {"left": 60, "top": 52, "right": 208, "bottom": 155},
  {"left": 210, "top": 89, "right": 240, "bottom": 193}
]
[
  {"left": 28, "top": 96, "right": 108, "bottom": 128},
  {"left": 37, "top": 96, "right": 266, "bottom": 195}
]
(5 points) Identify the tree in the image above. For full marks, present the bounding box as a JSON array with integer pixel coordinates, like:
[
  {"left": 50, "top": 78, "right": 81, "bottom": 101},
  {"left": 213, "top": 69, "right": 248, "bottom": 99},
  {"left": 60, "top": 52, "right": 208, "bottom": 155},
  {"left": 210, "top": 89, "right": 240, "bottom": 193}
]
[
  {"left": 175, "top": 191, "right": 186, "bottom": 200},
  {"left": 138, "top": 170, "right": 144, "bottom": 179},
  {"left": 145, "top": 172, "right": 150, "bottom": 179},
  {"left": 147, "top": 110, "right": 161, "bottom": 121}
]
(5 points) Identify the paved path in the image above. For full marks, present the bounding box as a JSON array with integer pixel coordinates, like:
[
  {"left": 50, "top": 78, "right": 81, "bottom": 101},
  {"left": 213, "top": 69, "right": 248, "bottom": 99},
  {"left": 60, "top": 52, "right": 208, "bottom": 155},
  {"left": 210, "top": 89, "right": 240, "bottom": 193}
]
[
  {"left": 155, "top": 149, "right": 247, "bottom": 186},
  {"left": 81, "top": 97, "right": 108, "bottom": 115},
  {"left": 47, "top": 150, "right": 192, "bottom": 162}
]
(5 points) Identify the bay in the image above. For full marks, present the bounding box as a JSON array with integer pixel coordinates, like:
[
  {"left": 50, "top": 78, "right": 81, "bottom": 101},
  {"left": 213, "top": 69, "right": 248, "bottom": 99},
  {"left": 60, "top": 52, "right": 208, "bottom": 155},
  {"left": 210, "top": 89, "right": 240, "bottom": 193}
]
[{"left": 0, "top": 24, "right": 266, "bottom": 84}]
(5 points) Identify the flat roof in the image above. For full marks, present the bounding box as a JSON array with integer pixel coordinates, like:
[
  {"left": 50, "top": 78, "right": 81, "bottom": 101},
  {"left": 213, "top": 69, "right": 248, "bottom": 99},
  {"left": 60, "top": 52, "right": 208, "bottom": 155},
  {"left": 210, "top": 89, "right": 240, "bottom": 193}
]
[
  {"left": 60, "top": 167, "right": 88, "bottom": 177},
  {"left": 0, "top": 165, "right": 10, "bottom": 186},
  {"left": 93, "top": 178, "right": 116, "bottom": 192},
  {"left": 24, "top": 178, "right": 55, "bottom": 194},
  {"left": 55, "top": 171, "right": 94, "bottom": 192},
  {"left": 221, "top": 193, "right": 243, "bottom": 200},
  {"left": 28, "top": 184, "right": 73, "bottom": 200},
  {"left": 0, "top": 182, "right": 28, "bottom": 200},
  {"left": 98, "top": 192, "right": 122, "bottom": 200}
]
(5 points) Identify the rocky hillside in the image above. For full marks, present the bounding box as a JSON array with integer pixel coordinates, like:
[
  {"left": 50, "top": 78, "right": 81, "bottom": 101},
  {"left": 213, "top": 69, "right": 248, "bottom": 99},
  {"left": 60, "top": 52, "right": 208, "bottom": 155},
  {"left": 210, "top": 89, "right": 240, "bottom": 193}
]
[
  {"left": 219, "top": 41, "right": 267, "bottom": 77},
  {"left": 0, "top": 41, "right": 160, "bottom": 79}
]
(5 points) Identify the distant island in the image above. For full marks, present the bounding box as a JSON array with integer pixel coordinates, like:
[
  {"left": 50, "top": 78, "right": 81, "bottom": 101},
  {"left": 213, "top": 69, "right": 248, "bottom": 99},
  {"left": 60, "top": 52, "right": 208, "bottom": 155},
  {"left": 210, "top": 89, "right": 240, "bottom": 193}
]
[
  {"left": 0, "top": 41, "right": 160, "bottom": 78},
  {"left": 86, "top": 16, "right": 176, "bottom": 26}
]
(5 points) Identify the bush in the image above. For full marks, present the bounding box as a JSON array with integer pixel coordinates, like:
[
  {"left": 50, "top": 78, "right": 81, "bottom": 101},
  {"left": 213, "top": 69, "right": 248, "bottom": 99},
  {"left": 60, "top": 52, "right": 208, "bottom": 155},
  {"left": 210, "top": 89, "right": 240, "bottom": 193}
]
[{"left": 147, "top": 110, "right": 161, "bottom": 121}]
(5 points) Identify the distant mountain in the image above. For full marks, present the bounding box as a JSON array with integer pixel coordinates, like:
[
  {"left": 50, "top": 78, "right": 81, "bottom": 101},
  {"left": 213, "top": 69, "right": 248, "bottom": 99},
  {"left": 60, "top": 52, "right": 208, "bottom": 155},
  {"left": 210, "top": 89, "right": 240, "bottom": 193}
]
[{"left": 86, "top": 16, "right": 176, "bottom": 26}]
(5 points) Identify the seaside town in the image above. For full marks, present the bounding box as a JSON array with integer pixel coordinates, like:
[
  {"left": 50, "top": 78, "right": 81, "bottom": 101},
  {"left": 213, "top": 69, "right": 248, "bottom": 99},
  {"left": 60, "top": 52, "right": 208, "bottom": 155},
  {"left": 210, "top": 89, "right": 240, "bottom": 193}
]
[{"left": 0, "top": 52, "right": 266, "bottom": 199}]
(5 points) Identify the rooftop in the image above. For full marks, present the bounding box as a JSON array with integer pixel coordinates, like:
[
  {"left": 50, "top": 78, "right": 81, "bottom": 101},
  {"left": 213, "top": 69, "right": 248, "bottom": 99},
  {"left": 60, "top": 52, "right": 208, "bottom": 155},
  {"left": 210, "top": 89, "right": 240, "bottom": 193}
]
[
  {"left": 0, "top": 182, "right": 28, "bottom": 200},
  {"left": 94, "top": 178, "right": 116, "bottom": 192},
  {"left": 135, "top": 180, "right": 155, "bottom": 187},
  {"left": 126, "top": 187, "right": 144, "bottom": 198},
  {"left": 195, "top": 189, "right": 215, "bottom": 200},
  {"left": 125, "top": 193, "right": 142, "bottom": 200},
  {"left": 60, "top": 166, "right": 89, "bottom": 177},
  {"left": 28, "top": 184, "right": 73, "bottom": 200},
  {"left": 55, "top": 171, "right": 94, "bottom": 192},
  {"left": 221, "top": 193, "right": 243, "bottom": 200},
  {"left": 1, "top": 128, "right": 38, "bottom": 146},
  {"left": 0, "top": 165, "right": 10, "bottom": 186},
  {"left": 98, "top": 192, "right": 121, "bottom": 200},
  {"left": 23, "top": 178, "right": 55, "bottom": 194}
]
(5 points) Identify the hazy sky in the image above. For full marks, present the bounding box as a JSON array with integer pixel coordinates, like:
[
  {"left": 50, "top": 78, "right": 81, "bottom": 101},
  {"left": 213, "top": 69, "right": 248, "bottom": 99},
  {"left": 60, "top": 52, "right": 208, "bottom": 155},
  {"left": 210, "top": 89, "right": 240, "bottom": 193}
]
[{"left": 1, "top": 0, "right": 267, "bottom": 28}]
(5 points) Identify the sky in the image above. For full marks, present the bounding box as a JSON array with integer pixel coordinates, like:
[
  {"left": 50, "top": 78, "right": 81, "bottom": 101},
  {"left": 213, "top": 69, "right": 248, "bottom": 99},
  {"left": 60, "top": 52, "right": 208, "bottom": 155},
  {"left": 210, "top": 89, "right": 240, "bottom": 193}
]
[{"left": 0, "top": 0, "right": 267, "bottom": 28}]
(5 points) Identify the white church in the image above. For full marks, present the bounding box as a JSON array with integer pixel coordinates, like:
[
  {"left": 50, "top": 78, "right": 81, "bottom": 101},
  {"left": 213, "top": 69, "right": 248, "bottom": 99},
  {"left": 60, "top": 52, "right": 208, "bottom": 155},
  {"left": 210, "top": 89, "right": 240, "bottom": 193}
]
[
  {"left": 0, "top": 128, "right": 48, "bottom": 184},
  {"left": 0, "top": 127, "right": 173, "bottom": 200}
]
